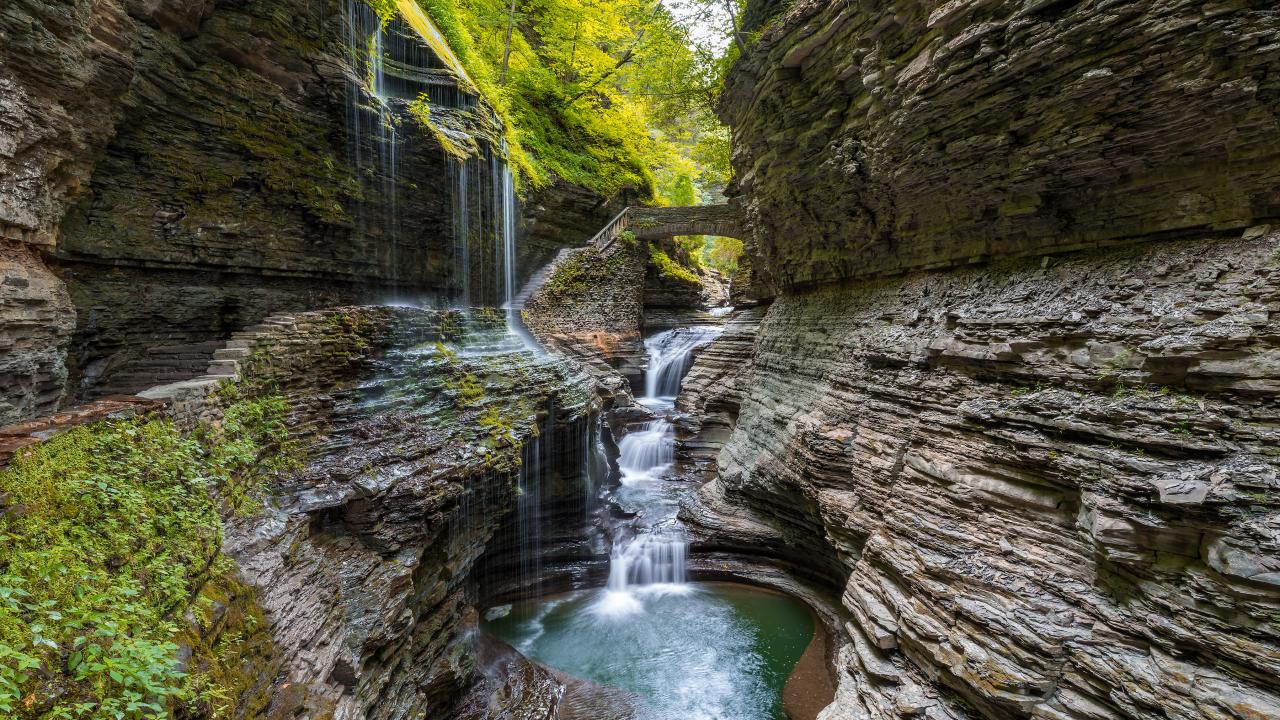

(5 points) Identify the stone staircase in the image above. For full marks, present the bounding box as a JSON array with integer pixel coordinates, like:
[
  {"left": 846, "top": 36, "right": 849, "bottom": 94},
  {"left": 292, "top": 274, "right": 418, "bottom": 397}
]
[
  {"left": 510, "top": 246, "right": 584, "bottom": 310},
  {"left": 89, "top": 339, "right": 229, "bottom": 398}
]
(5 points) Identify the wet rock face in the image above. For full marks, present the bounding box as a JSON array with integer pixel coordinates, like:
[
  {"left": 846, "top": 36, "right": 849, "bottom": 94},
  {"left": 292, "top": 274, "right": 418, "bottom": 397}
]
[
  {"left": 0, "top": 241, "right": 75, "bottom": 423},
  {"left": 690, "top": 232, "right": 1280, "bottom": 719},
  {"left": 720, "top": 0, "right": 1280, "bottom": 293},
  {"left": 207, "top": 307, "right": 595, "bottom": 719}
]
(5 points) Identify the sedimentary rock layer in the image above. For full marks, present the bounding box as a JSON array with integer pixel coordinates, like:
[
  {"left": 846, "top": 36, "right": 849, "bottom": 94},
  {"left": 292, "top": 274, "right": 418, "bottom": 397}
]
[
  {"left": 0, "top": 0, "right": 619, "bottom": 416},
  {"left": 524, "top": 240, "right": 650, "bottom": 397},
  {"left": 0, "top": 305, "right": 593, "bottom": 718},
  {"left": 721, "top": 0, "right": 1280, "bottom": 293},
  {"left": 689, "top": 231, "right": 1280, "bottom": 719},
  {"left": 203, "top": 308, "right": 596, "bottom": 719},
  {"left": 0, "top": 240, "right": 74, "bottom": 423}
]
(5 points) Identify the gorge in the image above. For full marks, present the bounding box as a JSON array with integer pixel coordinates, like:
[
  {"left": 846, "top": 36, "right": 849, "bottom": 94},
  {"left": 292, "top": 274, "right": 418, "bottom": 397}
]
[{"left": 2, "top": 0, "right": 1279, "bottom": 719}]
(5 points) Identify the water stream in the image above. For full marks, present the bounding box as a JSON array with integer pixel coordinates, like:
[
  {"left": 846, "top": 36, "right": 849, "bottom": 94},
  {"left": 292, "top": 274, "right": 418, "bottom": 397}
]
[{"left": 486, "top": 321, "right": 814, "bottom": 719}]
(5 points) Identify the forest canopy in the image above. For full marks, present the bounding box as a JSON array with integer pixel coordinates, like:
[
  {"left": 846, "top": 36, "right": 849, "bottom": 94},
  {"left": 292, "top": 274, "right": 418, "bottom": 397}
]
[{"left": 403, "top": 0, "right": 740, "bottom": 202}]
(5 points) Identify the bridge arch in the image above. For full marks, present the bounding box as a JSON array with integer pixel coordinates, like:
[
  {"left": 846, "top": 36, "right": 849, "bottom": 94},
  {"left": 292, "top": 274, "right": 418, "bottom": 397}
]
[{"left": 591, "top": 204, "right": 743, "bottom": 249}]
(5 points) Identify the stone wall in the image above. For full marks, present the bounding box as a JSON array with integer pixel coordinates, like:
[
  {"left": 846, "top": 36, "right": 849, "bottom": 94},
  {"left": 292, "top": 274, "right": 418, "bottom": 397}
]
[
  {"left": 523, "top": 239, "right": 649, "bottom": 396},
  {"left": 687, "top": 230, "right": 1280, "bottom": 719},
  {"left": 720, "top": 0, "right": 1280, "bottom": 294}
]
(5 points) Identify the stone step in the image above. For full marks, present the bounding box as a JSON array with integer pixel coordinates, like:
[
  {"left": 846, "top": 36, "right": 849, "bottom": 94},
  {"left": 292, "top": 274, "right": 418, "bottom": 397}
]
[
  {"left": 206, "top": 359, "right": 240, "bottom": 376},
  {"left": 213, "top": 347, "right": 252, "bottom": 360}
]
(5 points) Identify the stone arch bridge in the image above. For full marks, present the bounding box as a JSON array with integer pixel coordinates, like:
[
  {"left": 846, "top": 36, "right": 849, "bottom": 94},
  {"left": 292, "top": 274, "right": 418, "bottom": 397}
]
[{"left": 591, "top": 204, "right": 742, "bottom": 249}]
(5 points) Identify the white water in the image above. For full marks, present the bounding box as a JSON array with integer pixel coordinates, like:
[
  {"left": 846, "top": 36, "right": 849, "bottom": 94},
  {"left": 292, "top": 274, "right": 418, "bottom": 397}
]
[
  {"left": 616, "top": 420, "right": 674, "bottom": 484},
  {"left": 596, "top": 325, "right": 723, "bottom": 616},
  {"left": 640, "top": 327, "right": 723, "bottom": 406}
]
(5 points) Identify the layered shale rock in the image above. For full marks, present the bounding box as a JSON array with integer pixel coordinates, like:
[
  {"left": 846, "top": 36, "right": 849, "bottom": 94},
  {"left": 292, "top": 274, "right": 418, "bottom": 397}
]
[
  {"left": 0, "top": 241, "right": 74, "bottom": 423},
  {"left": 688, "top": 231, "right": 1280, "bottom": 719},
  {"left": 721, "top": 0, "right": 1280, "bottom": 294},
  {"left": 1, "top": 305, "right": 595, "bottom": 718},
  {"left": 698, "top": 1, "right": 1280, "bottom": 717}
]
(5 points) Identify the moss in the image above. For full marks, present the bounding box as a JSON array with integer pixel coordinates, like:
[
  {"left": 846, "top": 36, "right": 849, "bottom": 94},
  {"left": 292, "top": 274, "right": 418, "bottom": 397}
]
[
  {"left": 225, "top": 107, "right": 358, "bottom": 225},
  {"left": 649, "top": 246, "right": 701, "bottom": 285},
  {"left": 0, "top": 394, "right": 299, "bottom": 719},
  {"left": 176, "top": 568, "right": 277, "bottom": 719}
]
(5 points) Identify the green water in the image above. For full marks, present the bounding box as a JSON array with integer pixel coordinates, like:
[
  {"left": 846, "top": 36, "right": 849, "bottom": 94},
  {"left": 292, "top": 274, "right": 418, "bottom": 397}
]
[{"left": 484, "top": 583, "right": 813, "bottom": 720}]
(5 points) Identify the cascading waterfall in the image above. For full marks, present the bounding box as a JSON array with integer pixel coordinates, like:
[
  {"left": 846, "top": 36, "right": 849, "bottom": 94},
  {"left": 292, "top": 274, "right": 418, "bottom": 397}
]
[
  {"left": 641, "top": 327, "right": 723, "bottom": 404},
  {"left": 344, "top": 0, "right": 402, "bottom": 284},
  {"left": 594, "top": 326, "right": 721, "bottom": 614},
  {"left": 344, "top": 0, "right": 510, "bottom": 309},
  {"left": 616, "top": 419, "right": 674, "bottom": 484}
]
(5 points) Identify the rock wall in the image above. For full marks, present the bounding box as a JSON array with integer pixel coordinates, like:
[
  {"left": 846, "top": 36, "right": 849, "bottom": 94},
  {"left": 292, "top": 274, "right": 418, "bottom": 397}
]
[
  {"left": 0, "top": 241, "right": 74, "bottom": 422},
  {"left": 720, "top": 0, "right": 1280, "bottom": 294},
  {"left": 675, "top": 306, "right": 764, "bottom": 460},
  {"left": 701, "top": 1, "right": 1280, "bottom": 718},
  {"left": 0, "top": 0, "right": 616, "bottom": 420},
  {"left": 689, "top": 231, "right": 1280, "bottom": 719},
  {"left": 523, "top": 239, "right": 649, "bottom": 397}
]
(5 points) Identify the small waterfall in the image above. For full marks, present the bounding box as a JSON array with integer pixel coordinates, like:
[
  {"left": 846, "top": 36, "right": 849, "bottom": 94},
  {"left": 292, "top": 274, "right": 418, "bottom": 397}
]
[
  {"left": 606, "top": 536, "right": 687, "bottom": 589},
  {"left": 641, "top": 327, "right": 723, "bottom": 403},
  {"left": 616, "top": 420, "right": 674, "bottom": 484},
  {"left": 499, "top": 157, "right": 516, "bottom": 310}
]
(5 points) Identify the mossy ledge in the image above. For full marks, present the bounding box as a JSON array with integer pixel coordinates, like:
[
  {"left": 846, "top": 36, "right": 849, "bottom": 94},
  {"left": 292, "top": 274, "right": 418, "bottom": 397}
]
[
  {"left": 0, "top": 385, "right": 297, "bottom": 718},
  {"left": 0, "top": 305, "right": 599, "bottom": 719}
]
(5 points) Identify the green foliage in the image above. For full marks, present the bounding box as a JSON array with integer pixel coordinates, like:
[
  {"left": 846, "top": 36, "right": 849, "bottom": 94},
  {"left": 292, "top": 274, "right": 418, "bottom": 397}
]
[
  {"left": 0, "top": 396, "right": 297, "bottom": 719},
  {"left": 403, "top": 0, "right": 733, "bottom": 198},
  {"left": 649, "top": 246, "right": 701, "bottom": 285},
  {"left": 702, "top": 235, "right": 743, "bottom": 274}
]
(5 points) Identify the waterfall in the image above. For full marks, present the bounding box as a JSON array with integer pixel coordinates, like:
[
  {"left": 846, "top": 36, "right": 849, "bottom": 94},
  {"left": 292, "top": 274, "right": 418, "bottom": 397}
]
[
  {"left": 594, "top": 325, "right": 724, "bottom": 616},
  {"left": 606, "top": 536, "right": 687, "bottom": 589},
  {"left": 499, "top": 157, "right": 516, "bottom": 310},
  {"left": 450, "top": 158, "right": 470, "bottom": 304},
  {"left": 516, "top": 431, "right": 542, "bottom": 599},
  {"left": 641, "top": 327, "right": 723, "bottom": 404},
  {"left": 616, "top": 420, "right": 674, "bottom": 484},
  {"left": 343, "top": 0, "right": 402, "bottom": 285}
]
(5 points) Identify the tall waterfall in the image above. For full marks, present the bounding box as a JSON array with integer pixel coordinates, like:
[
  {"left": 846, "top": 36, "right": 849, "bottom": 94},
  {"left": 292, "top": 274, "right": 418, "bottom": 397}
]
[{"left": 343, "top": 0, "right": 522, "bottom": 312}]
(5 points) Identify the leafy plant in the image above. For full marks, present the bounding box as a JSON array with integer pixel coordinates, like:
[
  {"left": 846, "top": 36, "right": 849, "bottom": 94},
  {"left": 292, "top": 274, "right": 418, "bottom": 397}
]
[{"left": 0, "top": 394, "right": 297, "bottom": 718}]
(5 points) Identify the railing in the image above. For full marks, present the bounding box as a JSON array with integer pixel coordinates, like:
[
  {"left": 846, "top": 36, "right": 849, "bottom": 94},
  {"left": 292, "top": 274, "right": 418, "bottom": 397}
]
[
  {"left": 589, "top": 207, "right": 633, "bottom": 251},
  {"left": 586, "top": 204, "right": 741, "bottom": 252}
]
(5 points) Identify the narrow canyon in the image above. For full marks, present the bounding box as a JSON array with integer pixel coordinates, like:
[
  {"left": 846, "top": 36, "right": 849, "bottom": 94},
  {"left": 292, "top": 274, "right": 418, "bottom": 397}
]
[{"left": 1, "top": 0, "right": 1277, "bottom": 719}]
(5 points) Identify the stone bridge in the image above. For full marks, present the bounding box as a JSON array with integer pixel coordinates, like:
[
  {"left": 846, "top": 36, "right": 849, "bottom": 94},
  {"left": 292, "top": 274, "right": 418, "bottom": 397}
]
[{"left": 591, "top": 204, "right": 742, "bottom": 249}]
